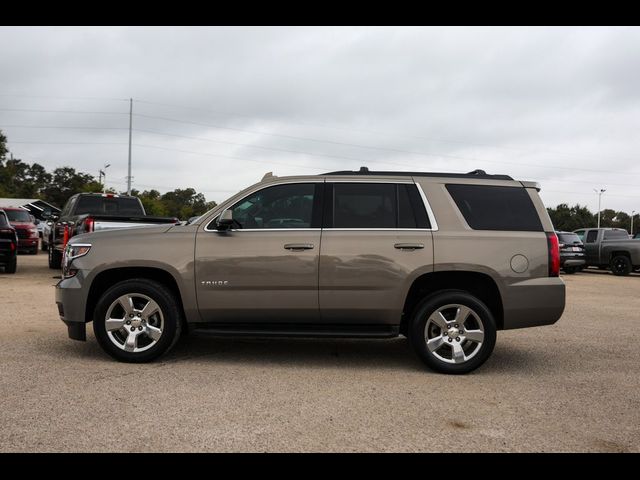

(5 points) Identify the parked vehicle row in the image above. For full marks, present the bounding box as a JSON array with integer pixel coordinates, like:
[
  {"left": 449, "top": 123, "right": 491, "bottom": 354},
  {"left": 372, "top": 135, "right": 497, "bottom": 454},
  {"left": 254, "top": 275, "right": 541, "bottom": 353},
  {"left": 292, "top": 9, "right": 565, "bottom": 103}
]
[
  {"left": 55, "top": 168, "right": 566, "bottom": 374},
  {"left": 573, "top": 227, "right": 640, "bottom": 276},
  {"left": 47, "top": 193, "right": 179, "bottom": 269},
  {"left": 0, "top": 210, "right": 18, "bottom": 274}
]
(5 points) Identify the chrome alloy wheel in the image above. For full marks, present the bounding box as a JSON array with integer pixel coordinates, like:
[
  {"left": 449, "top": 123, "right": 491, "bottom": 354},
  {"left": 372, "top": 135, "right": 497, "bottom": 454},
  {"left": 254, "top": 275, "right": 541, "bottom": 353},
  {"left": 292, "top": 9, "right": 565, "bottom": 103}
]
[
  {"left": 105, "top": 293, "right": 164, "bottom": 353},
  {"left": 424, "top": 304, "right": 485, "bottom": 364}
]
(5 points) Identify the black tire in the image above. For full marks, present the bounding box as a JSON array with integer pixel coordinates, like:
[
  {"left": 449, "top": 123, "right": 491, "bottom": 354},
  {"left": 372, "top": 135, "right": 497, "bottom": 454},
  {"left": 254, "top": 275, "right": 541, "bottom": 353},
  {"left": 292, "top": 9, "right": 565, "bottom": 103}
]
[
  {"left": 610, "top": 255, "right": 632, "bottom": 276},
  {"left": 563, "top": 267, "right": 576, "bottom": 274},
  {"left": 4, "top": 258, "right": 17, "bottom": 274},
  {"left": 48, "top": 244, "right": 62, "bottom": 269},
  {"left": 30, "top": 246, "right": 38, "bottom": 255},
  {"left": 93, "top": 278, "right": 182, "bottom": 363},
  {"left": 409, "top": 290, "right": 497, "bottom": 374},
  {"left": 41, "top": 240, "right": 48, "bottom": 252}
]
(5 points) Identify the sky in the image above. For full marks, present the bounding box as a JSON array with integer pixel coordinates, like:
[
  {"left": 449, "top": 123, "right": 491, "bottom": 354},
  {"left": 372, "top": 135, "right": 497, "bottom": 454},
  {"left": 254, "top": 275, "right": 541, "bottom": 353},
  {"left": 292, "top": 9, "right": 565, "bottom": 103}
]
[{"left": 0, "top": 26, "right": 639, "bottom": 214}]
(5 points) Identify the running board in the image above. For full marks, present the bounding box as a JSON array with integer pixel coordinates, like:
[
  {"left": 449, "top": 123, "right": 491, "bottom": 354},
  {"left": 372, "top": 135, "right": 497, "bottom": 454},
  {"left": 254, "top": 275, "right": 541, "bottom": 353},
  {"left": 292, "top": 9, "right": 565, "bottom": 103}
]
[{"left": 190, "top": 323, "right": 400, "bottom": 339}]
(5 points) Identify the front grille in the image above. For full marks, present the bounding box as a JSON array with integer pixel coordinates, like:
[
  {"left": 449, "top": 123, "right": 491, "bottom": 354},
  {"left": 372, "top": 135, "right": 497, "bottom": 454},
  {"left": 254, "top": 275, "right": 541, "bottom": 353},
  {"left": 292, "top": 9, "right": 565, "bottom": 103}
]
[{"left": 15, "top": 229, "right": 29, "bottom": 239}]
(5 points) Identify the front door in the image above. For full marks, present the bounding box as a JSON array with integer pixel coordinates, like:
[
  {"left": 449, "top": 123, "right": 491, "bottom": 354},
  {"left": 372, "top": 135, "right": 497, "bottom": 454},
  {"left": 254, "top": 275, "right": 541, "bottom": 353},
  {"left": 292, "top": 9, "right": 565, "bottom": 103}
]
[{"left": 195, "top": 181, "right": 323, "bottom": 323}]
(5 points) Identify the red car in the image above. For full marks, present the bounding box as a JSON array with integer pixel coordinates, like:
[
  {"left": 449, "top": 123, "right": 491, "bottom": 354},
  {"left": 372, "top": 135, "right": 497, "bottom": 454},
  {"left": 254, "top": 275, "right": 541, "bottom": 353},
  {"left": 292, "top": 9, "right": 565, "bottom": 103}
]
[{"left": 3, "top": 207, "right": 39, "bottom": 254}]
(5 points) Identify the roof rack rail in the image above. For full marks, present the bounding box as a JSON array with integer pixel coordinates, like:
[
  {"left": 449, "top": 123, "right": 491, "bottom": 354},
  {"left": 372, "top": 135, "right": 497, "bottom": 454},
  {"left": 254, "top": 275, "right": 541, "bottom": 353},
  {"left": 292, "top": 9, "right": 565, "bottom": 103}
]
[{"left": 322, "top": 166, "right": 513, "bottom": 181}]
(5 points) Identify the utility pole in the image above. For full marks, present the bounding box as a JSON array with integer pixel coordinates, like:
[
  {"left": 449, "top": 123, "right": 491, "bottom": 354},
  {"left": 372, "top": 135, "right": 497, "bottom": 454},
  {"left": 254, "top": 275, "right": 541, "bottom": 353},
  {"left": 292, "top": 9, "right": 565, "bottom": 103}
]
[
  {"left": 127, "top": 98, "right": 133, "bottom": 195},
  {"left": 632, "top": 210, "right": 636, "bottom": 236},
  {"left": 594, "top": 188, "right": 606, "bottom": 228}
]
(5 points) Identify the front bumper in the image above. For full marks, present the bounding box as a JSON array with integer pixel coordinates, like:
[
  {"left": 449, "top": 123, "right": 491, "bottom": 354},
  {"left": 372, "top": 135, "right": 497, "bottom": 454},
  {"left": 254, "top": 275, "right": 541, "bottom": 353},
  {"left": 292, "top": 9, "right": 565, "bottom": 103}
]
[
  {"left": 501, "top": 277, "right": 566, "bottom": 330},
  {"left": 55, "top": 273, "right": 89, "bottom": 341},
  {"left": 18, "top": 238, "right": 38, "bottom": 250}
]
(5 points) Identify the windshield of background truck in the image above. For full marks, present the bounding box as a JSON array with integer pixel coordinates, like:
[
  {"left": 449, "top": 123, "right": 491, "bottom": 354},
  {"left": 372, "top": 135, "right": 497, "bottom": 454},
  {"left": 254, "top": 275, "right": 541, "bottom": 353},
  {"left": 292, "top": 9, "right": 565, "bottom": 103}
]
[
  {"left": 5, "top": 209, "right": 32, "bottom": 222},
  {"left": 75, "top": 196, "right": 144, "bottom": 216}
]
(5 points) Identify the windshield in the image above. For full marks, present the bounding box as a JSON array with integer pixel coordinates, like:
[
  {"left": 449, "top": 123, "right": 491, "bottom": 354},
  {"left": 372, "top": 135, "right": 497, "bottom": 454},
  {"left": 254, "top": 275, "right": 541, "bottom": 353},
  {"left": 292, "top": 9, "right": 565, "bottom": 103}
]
[
  {"left": 558, "top": 233, "right": 581, "bottom": 244},
  {"left": 5, "top": 209, "right": 32, "bottom": 223}
]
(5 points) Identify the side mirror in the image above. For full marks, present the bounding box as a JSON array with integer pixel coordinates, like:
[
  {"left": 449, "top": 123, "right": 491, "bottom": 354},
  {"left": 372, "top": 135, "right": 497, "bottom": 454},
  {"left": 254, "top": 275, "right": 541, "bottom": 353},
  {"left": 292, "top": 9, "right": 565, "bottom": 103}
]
[
  {"left": 34, "top": 218, "right": 40, "bottom": 225},
  {"left": 50, "top": 214, "right": 59, "bottom": 221},
  {"left": 216, "top": 210, "right": 234, "bottom": 230}
]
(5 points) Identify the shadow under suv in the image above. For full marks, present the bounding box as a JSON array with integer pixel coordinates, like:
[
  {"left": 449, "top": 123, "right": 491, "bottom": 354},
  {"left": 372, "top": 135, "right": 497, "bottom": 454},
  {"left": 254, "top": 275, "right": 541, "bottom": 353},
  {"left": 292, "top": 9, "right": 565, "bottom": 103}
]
[{"left": 55, "top": 168, "right": 565, "bottom": 374}]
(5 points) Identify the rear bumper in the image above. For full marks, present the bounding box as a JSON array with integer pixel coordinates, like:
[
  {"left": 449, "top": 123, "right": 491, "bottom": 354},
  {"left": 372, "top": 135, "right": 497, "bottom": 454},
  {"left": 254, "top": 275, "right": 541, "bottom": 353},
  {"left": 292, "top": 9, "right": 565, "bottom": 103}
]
[
  {"left": 501, "top": 277, "right": 565, "bottom": 330},
  {"left": 562, "top": 259, "right": 586, "bottom": 267}
]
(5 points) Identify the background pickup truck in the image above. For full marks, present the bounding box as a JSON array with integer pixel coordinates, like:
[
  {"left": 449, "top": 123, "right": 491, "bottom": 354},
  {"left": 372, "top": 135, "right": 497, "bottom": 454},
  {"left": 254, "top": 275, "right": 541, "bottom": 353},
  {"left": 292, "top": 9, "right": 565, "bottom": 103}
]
[
  {"left": 573, "top": 227, "right": 640, "bottom": 276},
  {"left": 48, "top": 193, "right": 178, "bottom": 269}
]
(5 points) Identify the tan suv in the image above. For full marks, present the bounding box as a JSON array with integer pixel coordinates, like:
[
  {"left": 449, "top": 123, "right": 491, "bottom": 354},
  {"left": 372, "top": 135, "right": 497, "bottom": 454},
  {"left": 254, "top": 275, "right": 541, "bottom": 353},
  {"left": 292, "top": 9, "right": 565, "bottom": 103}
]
[{"left": 55, "top": 168, "right": 565, "bottom": 374}]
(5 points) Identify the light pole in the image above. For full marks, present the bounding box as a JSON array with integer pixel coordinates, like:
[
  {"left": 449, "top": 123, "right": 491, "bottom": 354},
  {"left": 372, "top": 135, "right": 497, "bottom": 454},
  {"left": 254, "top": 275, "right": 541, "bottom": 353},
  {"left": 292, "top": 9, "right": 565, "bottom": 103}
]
[
  {"left": 594, "top": 188, "right": 606, "bottom": 228},
  {"left": 632, "top": 210, "right": 636, "bottom": 236},
  {"left": 99, "top": 163, "right": 111, "bottom": 193}
]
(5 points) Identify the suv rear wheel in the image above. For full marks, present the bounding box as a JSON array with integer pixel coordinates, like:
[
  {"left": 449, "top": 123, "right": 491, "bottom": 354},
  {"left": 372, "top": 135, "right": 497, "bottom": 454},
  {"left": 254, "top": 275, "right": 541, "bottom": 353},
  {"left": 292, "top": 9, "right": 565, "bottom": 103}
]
[
  {"left": 409, "top": 290, "right": 497, "bottom": 374},
  {"left": 93, "top": 279, "right": 182, "bottom": 363}
]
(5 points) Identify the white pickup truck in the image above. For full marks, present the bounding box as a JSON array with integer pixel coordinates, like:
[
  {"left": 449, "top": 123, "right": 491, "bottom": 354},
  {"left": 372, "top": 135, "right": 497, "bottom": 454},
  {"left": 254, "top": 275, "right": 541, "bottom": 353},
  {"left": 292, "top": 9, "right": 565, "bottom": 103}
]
[{"left": 48, "top": 193, "right": 179, "bottom": 269}]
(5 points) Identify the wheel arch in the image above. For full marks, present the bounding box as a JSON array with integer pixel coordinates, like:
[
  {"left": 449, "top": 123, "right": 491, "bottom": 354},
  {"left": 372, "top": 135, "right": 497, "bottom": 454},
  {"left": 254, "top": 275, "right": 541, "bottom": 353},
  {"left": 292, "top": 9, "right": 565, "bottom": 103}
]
[
  {"left": 85, "top": 266, "right": 188, "bottom": 332},
  {"left": 400, "top": 270, "right": 504, "bottom": 334}
]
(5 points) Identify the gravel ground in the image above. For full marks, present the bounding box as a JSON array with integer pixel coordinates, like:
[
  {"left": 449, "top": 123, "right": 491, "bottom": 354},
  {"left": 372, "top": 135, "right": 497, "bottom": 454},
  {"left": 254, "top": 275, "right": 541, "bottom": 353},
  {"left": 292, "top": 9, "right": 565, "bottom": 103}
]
[{"left": 0, "top": 253, "right": 639, "bottom": 452}]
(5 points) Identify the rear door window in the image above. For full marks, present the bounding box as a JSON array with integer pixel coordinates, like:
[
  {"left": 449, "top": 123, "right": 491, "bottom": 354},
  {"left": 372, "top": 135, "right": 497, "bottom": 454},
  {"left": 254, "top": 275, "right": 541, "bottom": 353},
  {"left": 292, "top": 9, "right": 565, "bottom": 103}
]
[
  {"left": 446, "top": 184, "right": 543, "bottom": 231},
  {"left": 586, "top": 230, "right": 598, "bottom": 243},
  {"left": 330, "top": 183, "right": 430, "bottom": 229}
]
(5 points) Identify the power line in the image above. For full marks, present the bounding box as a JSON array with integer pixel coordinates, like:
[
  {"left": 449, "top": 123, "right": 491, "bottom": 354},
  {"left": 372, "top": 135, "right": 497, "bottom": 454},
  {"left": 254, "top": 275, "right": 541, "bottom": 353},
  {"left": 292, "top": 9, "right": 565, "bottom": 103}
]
[
  {"left": 544, "top": 190, "right": 640, "bottom": 199},
  {"left": 9, "top": 141, "right": 127, "bottom": 145},
  {"left": 133, "top": 143, "right": 328, "bottom": 172},
  {"left": 132, "top": 113, "right": 640, "bottom": 178},
  {"left": 134, "top": 98, "right": 636, "bottom": 165},
  {"left": 0, "top": 94, "right": 129, "bottom": 102},
  {"left": 0, "top": 124, "right": 127, "bottom": 131},
  {"left": 0, "top": 108, "right": 127, "bottom": 115}
]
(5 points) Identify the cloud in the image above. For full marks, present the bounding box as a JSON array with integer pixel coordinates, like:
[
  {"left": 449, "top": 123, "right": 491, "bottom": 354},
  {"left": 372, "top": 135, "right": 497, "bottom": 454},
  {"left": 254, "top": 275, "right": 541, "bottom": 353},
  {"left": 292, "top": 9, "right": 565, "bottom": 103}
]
[{"left": 0, "top": 26, "right": 638, "bottom": 212}]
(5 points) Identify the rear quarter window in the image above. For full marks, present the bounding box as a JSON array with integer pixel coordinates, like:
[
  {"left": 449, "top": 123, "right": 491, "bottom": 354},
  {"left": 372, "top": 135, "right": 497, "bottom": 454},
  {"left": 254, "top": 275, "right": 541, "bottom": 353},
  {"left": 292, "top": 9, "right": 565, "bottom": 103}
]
[
  {"left": 603, "top": 230, "right": 629, "bottom": 240},
  {"left": 445, "top": 184, "right": 543, "bottom": 232}
]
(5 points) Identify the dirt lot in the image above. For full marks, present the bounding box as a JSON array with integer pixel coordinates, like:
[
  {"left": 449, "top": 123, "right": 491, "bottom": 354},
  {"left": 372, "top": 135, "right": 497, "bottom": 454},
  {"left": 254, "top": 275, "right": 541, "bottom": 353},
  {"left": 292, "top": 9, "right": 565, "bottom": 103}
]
[{"left": 0, "top": 253, "right": 638, "bottom": 452}]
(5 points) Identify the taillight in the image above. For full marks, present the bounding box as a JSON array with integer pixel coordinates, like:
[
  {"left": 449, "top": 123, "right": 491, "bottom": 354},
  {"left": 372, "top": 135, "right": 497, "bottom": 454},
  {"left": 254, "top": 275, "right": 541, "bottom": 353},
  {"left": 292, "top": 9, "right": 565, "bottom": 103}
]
[
  {"left": 546, "top": 232, "right": 560, "bottom": 277},
  {"left": 10, "top": 242, "right": 15, "bottom": 251},
  {"left": 83, "top": 217, "right": 94, "bottom": 233}
]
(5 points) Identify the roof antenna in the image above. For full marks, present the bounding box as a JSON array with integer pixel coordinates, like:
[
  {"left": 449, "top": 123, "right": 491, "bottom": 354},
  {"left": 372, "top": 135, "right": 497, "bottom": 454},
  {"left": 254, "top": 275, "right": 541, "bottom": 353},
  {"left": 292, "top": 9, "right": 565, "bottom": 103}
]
[
  {"left": 359, "top": 166, "right": 369, "bottom": 173},
  {"left": 467, "top": 169, "right": 487, "bottom": 175}
]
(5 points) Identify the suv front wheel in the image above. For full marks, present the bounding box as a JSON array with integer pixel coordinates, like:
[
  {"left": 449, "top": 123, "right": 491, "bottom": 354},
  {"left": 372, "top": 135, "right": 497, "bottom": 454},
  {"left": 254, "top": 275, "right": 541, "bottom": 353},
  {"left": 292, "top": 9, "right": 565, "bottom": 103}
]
[
  {"left": 409, "top": 290, "right": 497, "bottom": 374},
  {"left": 93, "top": 279, "right": 182, "bottom": 363}
]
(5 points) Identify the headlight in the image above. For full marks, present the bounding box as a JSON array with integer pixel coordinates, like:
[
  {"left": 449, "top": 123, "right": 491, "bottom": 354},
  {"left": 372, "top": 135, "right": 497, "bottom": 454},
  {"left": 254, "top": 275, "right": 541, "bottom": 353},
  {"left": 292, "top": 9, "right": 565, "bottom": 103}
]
[{"left": 62, "top": 243, "right": 92, "bottom": 278}]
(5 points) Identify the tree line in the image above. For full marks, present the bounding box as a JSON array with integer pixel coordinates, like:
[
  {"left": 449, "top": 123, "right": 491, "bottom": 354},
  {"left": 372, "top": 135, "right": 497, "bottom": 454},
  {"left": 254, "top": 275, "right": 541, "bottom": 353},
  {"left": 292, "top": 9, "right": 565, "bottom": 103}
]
[
  {"left": 547, "top": 203, "right": 639, "bottom": 235},
  {"left": 0, "top": 130, "right": 216, "bottom": 220}
]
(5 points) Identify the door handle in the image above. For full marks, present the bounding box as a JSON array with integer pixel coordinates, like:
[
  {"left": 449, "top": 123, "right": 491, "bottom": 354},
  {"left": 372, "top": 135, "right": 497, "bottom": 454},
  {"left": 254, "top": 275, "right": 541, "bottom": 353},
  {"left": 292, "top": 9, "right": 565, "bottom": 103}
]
[
  {"left": 284, "top": 243, "right": 315, "bottom": 251},
  {"left": 394, "top": 243, "right": 424, "bottom": 250}
]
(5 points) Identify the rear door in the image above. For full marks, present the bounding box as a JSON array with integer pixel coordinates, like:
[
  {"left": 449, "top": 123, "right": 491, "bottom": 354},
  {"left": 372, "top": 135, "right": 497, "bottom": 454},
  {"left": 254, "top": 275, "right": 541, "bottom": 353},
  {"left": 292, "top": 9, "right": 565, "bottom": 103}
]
[{"left": 318, "top": 180, "right": 434, "bottom": 325}]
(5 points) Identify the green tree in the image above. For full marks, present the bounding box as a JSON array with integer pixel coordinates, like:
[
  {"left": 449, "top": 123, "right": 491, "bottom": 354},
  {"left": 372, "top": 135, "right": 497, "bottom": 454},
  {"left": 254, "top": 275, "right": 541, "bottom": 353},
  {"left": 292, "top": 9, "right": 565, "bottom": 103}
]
[
  {"left": 159, "top": 188, "right": 216, "bottom": 219},
  {"left": 41, "top": 167, "right": 102, "bottom": 208},
  {"left": 0, "top": 130, "right": 7, "bottom": 161},
  {"left": 547, "top": 203, "right": 596, "bottom": 231}
]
